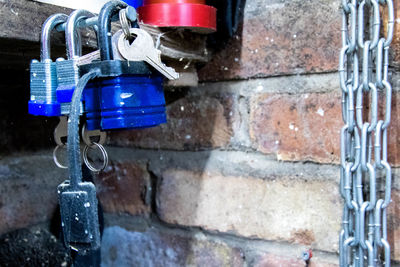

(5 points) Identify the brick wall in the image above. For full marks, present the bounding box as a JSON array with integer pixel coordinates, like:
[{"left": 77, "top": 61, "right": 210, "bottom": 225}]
[{"left": 1, "top": 0, "right": 400, "bottom": 266}]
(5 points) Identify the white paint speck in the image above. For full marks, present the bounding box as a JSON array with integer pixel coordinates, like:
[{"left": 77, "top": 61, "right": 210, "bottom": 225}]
[
  {"left": 256, "top": 85, "right": 263, "bottom": 92},
  {"left": 275, "top": 140, "right": 280, "bottom": 144},
  {"left": 180, "top": 106, "right": 184, "bottom": 111},
  {"left": 234, "top": 58, "right": 239, "bottom": 62},
  {"left": 316, "top": 108, "right": 325, "bottom": 117},
  {"left": 289, "top": 123, "right": 295, "bottom": 130},
  {"left": 185, "top": 135, "right": 191, "bottom": 140},
  {"left": 120, "top": 93, "right": 133, "bottom": 99},
  {"left": 293, "top": 34, "right": 297, "bottom": 38}
]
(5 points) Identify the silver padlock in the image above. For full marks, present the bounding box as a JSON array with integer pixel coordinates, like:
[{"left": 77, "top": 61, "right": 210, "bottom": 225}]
[
  {"left": 56, "top": 9, "right": 96, "bottom": 115},
  {"left": 29, "top": 14, "right": 68, "bottom": 116}
]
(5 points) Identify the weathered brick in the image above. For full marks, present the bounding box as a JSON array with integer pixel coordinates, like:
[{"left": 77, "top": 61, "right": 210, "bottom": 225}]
[
  {"left": 110, "top": 95, "right": 234, "bottom": 150},
  {"left": 249, "top": 92, "right": 342, "bottom": 164},
  {"left": 383, "top": 0, "right": 400, "bottom": 68},
  {"left": 254, "top": 254, "right": 304, "bottom": 267},
  {"left": 0, "top": 155, "right": 66, "bottom": 235},
  {"left": 198, "top": 0, "right": 341, "bottom": 81},
  {"left": 387, "top": 189, "right": 400, "bottom": 261},
  {"left": 157, "top": 169, "right": 342, "bottom": 252},
  {"left": 101, "top": 226, "right": 244, "bottom": 267},
  {"left": 386, "top": 93, "right": 400, "bottom": 166},
  {"left": 254, "top": 253, "right": 339, "bottom": 267},
  {"left": 95, "top": 161, "right": 151, "bottom": 216}
]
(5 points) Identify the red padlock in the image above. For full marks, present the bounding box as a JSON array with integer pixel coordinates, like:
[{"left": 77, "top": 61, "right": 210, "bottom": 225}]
[{"left": 138, "top": 0, "right": 216, "bottom": 33}]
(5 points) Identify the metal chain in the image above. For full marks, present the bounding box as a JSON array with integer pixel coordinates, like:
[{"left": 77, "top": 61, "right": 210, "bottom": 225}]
[{"left": 339, "top": 0, "right": 394, "bottom": 266}]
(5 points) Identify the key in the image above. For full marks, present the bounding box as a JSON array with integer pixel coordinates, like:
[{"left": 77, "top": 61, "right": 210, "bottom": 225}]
[{"left": 117, "top": 28, "right": 179, "bottom": 80}]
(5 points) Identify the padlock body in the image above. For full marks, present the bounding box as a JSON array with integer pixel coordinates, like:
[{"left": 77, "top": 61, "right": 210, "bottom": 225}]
[
  {"left": 83, "top": 75, "right": 166, "bottom": 130},
  {"left": 58, "top": 180, "right": 100, "bottom": 251},
  {"left": 56, "top": 59, "right": 84, "bottom": 115},
  {"left": 29, "top": 60, "right": 61, "bottom": 116}
]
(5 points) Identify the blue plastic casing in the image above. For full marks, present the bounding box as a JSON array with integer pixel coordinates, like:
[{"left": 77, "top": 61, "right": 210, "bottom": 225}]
[
  {"left": 28, "top": 100, "right": 61, "bottom": 116},
  {"left": 83, "top": 75, "right": 166, "bottom": 131}
]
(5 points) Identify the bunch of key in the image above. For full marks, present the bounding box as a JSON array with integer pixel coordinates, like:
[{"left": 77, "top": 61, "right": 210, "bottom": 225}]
[{"left": 29, "top": 0, "right": 179, "bottom": 257}]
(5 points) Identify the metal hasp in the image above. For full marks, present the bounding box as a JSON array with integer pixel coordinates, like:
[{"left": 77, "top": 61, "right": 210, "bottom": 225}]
[
  {"left": 138, "top": 0, "right": 217, "bottom": 33},
  {"left": 80, "top": 0, "right": 167, "bottom": 131},
  {"left": 339, "top": 0, "right": 394, "bottom": 266},
  {"left": 28, "top": 14, "right": 68, "bottom": 116}
]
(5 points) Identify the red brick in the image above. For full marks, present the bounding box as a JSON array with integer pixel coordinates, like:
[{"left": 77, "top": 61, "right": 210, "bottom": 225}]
[
  {"left": 102, "top": 226, "right": 244, "bottom": 266},
  {"left": 94, "top": 162, "right": 151, "bottom": 216},
  {"left": 383, "top": 0, "right": 400, "bottom": 68},
  {"left": 110, "top": 96, "right": 234, "bottom": 150},
  {"left": 249, "top": 92, "right": 342, "bottom": 164},
  {"left": 254, "top": 254, "right": 305, "bottom": 267},
  {"left": 387, "top": 189, "right": 400, "bottom": 261},
  {"left": 157, "top": 169, "right": 341, "bottom": 252},
  {"left": 0, "top": 157, "right": 64, "bottom": 235},
  {"left": 254, "top": 253, "right": 338, "bottom": 267},
  {"left": 198, "top": 0, "right": 341, "bottom": 81}
]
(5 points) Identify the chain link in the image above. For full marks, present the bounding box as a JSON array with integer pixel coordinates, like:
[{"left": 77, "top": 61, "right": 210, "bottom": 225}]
[{"left": 339, "top": 0, "right": 394, "bottom": 266}]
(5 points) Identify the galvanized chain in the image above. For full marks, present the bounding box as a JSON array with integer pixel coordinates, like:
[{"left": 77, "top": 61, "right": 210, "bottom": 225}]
[{"left": 339, "top": 0, "right": 394, "bottom": 266}]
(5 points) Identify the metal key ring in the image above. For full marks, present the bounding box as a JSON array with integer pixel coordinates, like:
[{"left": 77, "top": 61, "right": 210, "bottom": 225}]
[
  {"left": 119, "top": 8, "right": 132, "bottom": 40},
  {"left": 83, "top": 142, "right": 109, "bottom": 173},
  {"left": 53, "top": 144, "right": 68, "bottom": 169}
]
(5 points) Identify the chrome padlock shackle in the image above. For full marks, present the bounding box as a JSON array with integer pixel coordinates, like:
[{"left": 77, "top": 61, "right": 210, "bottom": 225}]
[
  {"left": 98, "top": 0, "right": 128, "bottom": 61},
  {"left": 41, "top": 13, "right": 68, "bottom": 61},
  {"left": 66, "top": 9, "right": 97, "bottom": 59}
]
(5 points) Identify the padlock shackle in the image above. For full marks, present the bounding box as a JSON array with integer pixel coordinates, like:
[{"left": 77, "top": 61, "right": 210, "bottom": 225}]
[
  {"left": 66, "top": 9, "right": 96, "bottom": 59},
  {"left": 41, "top": 13, "right": 68, "bottom": 61},
  {"left": 98, "top": 0, "right": 128, "bottom": 61}
]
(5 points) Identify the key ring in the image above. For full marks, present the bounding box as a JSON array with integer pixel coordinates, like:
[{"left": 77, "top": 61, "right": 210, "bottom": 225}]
[
  {"left": 83, "top": 142, "right": 109, "bottom": 173},
  {"left": 53, "top": 144, "right": 68, "bottom": 169},
  {"left": 119, "top": 8, "right": 132, "bottom": 41}
]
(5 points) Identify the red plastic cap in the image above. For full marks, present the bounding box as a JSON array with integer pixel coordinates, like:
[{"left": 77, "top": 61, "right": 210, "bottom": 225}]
[{"left": 138, "top": 3, "right": 217, "bottom": 33}]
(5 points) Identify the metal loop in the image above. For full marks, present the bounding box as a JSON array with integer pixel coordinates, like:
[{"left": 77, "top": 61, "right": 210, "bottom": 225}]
[
  {"left": 358, "top": 0, "right": 380, "bottom": 49},
  {"left": 53, "top": 144, "right": 68, "bottom": 169},
  {"left": 376, "top": 38, "right": 385, "bottom": 89},
  {"left": 83, "top": 142, "right": 109, "bottom": 173},
  {"left": 383, "top": 0, "right": 394, "bottom": 47},
  {"left": 362, "top": 41, "right": 371, "bottom": 91},
  {"left": 339, "top": 45, "right": 350, "bottom": 93},
  {"left": 119, "top": 8, "right": 132, "bottom": 40}
]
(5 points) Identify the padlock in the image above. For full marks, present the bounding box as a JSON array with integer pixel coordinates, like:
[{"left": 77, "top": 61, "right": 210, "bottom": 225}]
[
  {"left": 56, "top": 9, "right": 96, "bottom": 116},
  {"left": 29, "top": 14, "right": 68, "bottom": 116},
  {"left": 80, "top": 0, "right": 167, "bottom": 131}
]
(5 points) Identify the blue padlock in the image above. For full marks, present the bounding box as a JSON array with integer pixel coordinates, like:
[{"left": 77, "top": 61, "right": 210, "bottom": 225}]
[
  {"left": 29, "top": 14, "right": 68, "bottom": 116},
  {"left": 81, "top": 0, "right": 167, "bottom": 131}
]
